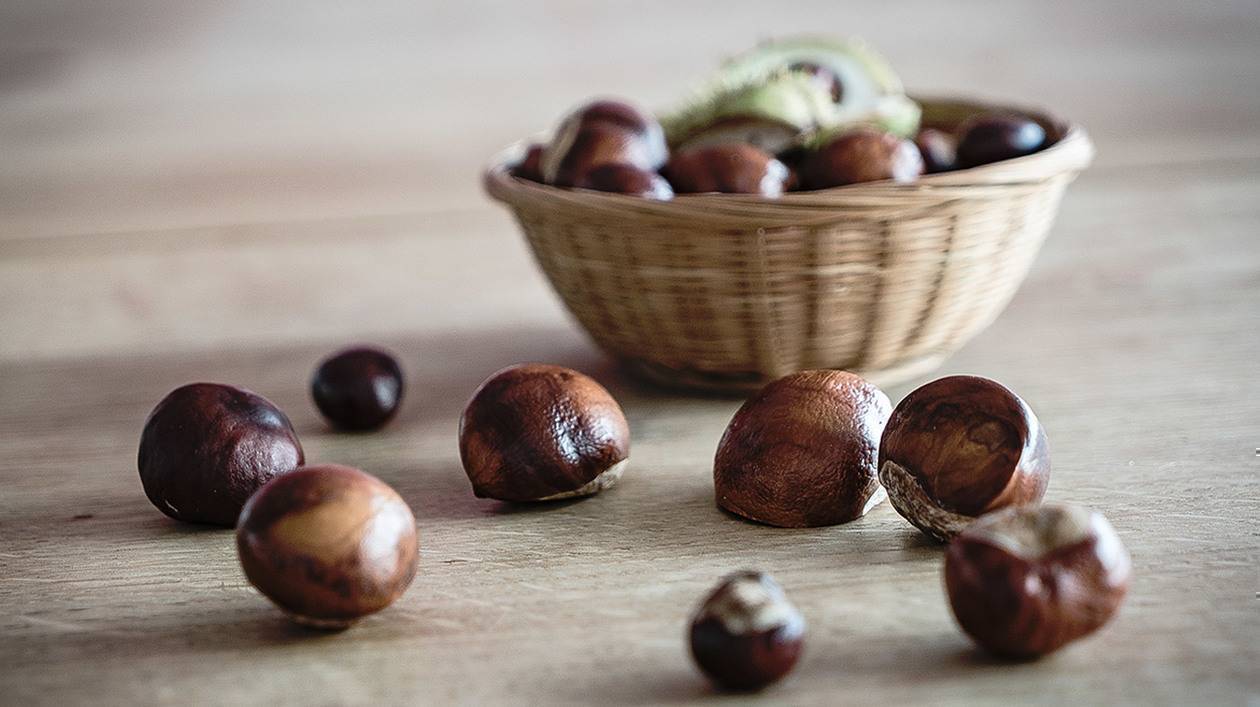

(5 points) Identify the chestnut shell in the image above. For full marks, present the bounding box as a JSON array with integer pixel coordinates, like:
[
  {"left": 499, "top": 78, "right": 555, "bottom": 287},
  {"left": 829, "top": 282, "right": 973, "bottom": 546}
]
[
  {"left": 915, "top": 127, "right": 957, "bottom": 174},
  {"left": 138, "top": 383, "right": 304, "bottom": 526},
  {"left": 955, "top": 113, "right": 1047, "bottom": 168},
  {"left": 310, "top": 346, "right": 404, "bottom": 432},
  {"left": 663, "top": 144, "right": 792, "bottom": 196},
  {"left": 458, "top": 364, "right": 630, "bottom": 502},
  {"left": 713, "top": 370, "right": 892, "bottom": 527},
  {"left": 799, "top": 128, "right": 923, "bottom": 189},
  {"left": 689, "top": 571, "right": 805, "bottom": 691},
  {"left": 574, "top": 163, "right": 675, "bottom": 200},
  {"left": 236, "top": 463, "right": 419, "bottom": 628}
]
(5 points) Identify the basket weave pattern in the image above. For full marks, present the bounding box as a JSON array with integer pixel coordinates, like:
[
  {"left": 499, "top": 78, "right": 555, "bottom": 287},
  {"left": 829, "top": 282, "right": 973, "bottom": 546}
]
[{"left": 486, "top": 100, "right": 1094, "bottom": 391}]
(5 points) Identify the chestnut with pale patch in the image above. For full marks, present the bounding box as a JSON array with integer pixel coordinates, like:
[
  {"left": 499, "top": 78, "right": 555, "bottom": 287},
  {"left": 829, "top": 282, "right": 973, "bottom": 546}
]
[
  {"left": 236, "top": 464, "right": 418, "bottom": 628},
  {"left": 510, "top": 143, "right": 546, "bottom": 183},
  {"left": 138, "top": 382, "right": 304, "bottom": 527},
  {"left": 945, "top": 505, "right": 1131, "bottom": 658},
  {"left": 542, "top": 99, "right": 668, "bottom": 187},
  {"left": 458, "top": 364, "right": 630, "bottom": 502},
  {"left": 878, "top": 375, "right": 1050, "bottom": 541},
  {"left": 714, "top": 370, "right": 892, "bottom": 528},
  {"left": 689, "top": 571, "right": 805, "bottom": 692},
  {"left": 915, "top": 127, "right": 958, "bottom": 173},
  {"left": 575, "top": 164, "right": 674, "bottom": 200},
  {"left": 799, "top": 127, "right": 923, "bottom": 189},
  {"left": 663, "top": 144, "right": 792, "bottom": 196}
]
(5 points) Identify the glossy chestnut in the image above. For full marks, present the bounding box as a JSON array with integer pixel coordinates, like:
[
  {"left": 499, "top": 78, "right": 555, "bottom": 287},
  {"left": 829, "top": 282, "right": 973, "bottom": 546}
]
[
  {"left": 955, "top": 113, "right": 1047, "bottom": 168},
  {"left": 945, "top": 504, "right": 1131, "bottom": 658},
  {"left": 663, "top": 144, "right": 792, "bottom": 196},
  {"left": 798, "top": 128, "right": 923, "bottom": 189},
  {"left": 574, "top": 163, "right": 674, "bottom": 200},
  {"left": 689, "top": 571, "right": 805, "bottom": 691},
  {"left": 915, "top": 127, "right": 957, "bottom": 173},
  {"left": 138, "top": 383, "right": 304, "bottom": 526},
  {"left": 714, "top": 370, "right": 892, "bottom": 527},
  {"left": 878, "top": 375, "right": 1049, "bottom": 541},
  {"left": 458, "top": 364, "right": 630, "bottom": 502},
  {"left": 310, "top": 346, "right": 404, "bottom": 432},
  {"left": 542, "top": 99, "right": 668, "bottom": 186},
  {"left": 236, "top": 463, "right": 419, "bottom": 628}
]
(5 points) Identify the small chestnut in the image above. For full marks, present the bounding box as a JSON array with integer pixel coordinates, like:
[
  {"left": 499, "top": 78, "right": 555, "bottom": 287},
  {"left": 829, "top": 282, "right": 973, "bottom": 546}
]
[
  {"left": 310, "top": 346, "right": 404, "bottom": 432},
  {"left": 138, "top": 383, "right": 304, "bottom": 526},
  {"left": 714, "top": 370, "right": 892, "bottom": 527},
  {"left": 458, "top": 364, "right": 630, "bottom": 502},
  {"left": 574, "top": 163, "right": 674, "bottom": 200},
  {"left": 689, "top": 571, "right": 805, "bottom": 692},
  {"left": 511, "top": 143, "right": 546, "bottom": 182},
  {"left": 914, "top": 127, "right": 957, "bottom": 173},
  {"left": 236, "top": 463, "right": 419, "bottom": 628},
  {"left": 663, "top": 144, "right": 792, "bottom": 196},
  {"left": 955, "top": 113, "right": 1047, "bottom": 168},
  {"left": 945, "top": 504, "right": 1131, "bottom": 658},
  {"left": 799, "top": 128, "right": 923, "bottom": 189},
  {"left": 878, "top": 375, "right": 1049, "bottom": 541},
  {"left": 542, "top": 99, "right": 668, "bottom": 186}
]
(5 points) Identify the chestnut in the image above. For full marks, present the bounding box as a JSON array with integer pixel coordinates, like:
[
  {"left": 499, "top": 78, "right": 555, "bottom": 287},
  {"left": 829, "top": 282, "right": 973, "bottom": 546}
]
[
  {"left": 458, "top": 364, "right": 630, "bottom": 502},
  {"left": 689, "top": 571, "right": 805, "bottom": 692},
  {"left": 236, "top": 463, "right": 418, "bottom": 628},
  {"left": 713, "top": 370, "right": 891, "bottom": 528},
  {"left": 310, "top": 346, "right": 404, "bottom": 432},
  {"left": 955, "top": 113, "right": 1047, "bottom": 168},
  {"left": 945, "top": 504, "right": 1131, "bottom": 658},
  {"left": 914, "top": 127, "right": 957, "bottom": 173},
  {"left": 138, "top": 383, "right": 304, "bottom": 526},
  {"left": 798, "top": 128, "right": 923, "bottom": 189},
  {"left": 574, "top": 163, "right": 674, "bottom": 200},
  {"left": 662, "top": 144, "right": 792, "bottom": 196},
  {"left": 878, "top": 375, "right": 1049, "bottom": 542},
  {"left": 511, "top": 143, "right": 546, "bottom": 182},
  {"left": 542, "top": 99, "right": 668, "bottom": 186}
]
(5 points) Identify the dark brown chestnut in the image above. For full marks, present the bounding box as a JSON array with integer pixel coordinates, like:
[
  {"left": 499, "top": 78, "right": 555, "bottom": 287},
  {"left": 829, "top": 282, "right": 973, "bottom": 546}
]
[
  {"left": 542, "top": 99, "right": 668, "bottom": 186},
  {"left": 915, "top": 127, "right": 957, "bottom": 173},
  {"left": 689, "top": 571, "right": 805, "bottom": 692},
  {"left": 799, "top": 128, "right": 923, "bottom": 189},
  {"left": 310, "top": 346, "right": 404, "bottom": 432},
  {"left": 237, "top": 463, "right": 418, "bottom": 628},
  {"left": 713, "top": 370, "right": 892, "bottom": 527},
  {"left": 945, "top": 504, "right": 1131, "bottom": 658},
  {"left": 663, "top": 144, "right": 792, "bottom": 196},
  {"left": 955, "top": 113, "right": 1047, "bottom": 168},
  {"left": 458, "top": 364, "right": 630, "bottom": 502},
  {"left": 878, "top": 375, "right": 1049, "bottom": 541},
  {"left": 511, "top": 143, "right": 546, "bottom": 182},
  {"left": 574, "top": 163, "right": 675, "bottom": 200},
  {"left": 138, "top": 383, "right": 304, "bottom": 526}
]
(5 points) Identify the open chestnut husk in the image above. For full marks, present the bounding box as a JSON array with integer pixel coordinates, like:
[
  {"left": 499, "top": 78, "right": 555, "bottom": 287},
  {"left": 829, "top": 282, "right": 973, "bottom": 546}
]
[
  {"left": 955, "top": 113, "right": 1047, "bottom": 168},
  {"left": 663, "top": 144, "right": 792, "bottom": 196},
  {"left": 689, "top": 571, "right": 805, "bottom": 691},
  {"left": 574, "top": 163, "right": 674, "bottom": 200},
  {"left": 878, "top": 375, "right": 1049, "bottom": 541},
  {"left": 945, "top": 505, "right": 1131, "bottom": 658},
  {"left": 458, "top": 364, "right": 630, "bottom": 502},
  {"left": 138, "top": 383, "right": 304, "bottom": 526},
  {"left": 714, "top": 370, "right": 891, "bottom": 527},
  {"left": 236, "top": 463, "right": 418, "bottom": 628},
  {"left": 542, "top": 99, "right": 668, "bottom": 186},
  {"left": 799, "top": 127, "right": 923, "bottom": 189}
]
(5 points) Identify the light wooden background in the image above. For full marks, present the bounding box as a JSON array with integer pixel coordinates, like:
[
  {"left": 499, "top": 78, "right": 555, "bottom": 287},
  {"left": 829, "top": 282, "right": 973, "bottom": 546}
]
[{"left": 1, "top": 1, "right": 1258, "bottom": 705}]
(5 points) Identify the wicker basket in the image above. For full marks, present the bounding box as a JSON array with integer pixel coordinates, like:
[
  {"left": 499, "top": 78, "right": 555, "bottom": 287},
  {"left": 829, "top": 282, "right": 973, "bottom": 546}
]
[{"left": 484, "top": 98, "right": 1094, "bottom": 392}]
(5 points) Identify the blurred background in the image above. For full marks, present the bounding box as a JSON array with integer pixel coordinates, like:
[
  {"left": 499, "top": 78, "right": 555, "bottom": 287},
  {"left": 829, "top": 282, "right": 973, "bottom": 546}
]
[{"left": 2, "top": 0, "right": 1258, "bottom": 361}]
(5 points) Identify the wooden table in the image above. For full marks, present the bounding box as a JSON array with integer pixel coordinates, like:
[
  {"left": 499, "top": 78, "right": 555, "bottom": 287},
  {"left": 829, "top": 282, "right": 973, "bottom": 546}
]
[{"left": 2, "top": 2, "right": 1257, "bottom": 704}]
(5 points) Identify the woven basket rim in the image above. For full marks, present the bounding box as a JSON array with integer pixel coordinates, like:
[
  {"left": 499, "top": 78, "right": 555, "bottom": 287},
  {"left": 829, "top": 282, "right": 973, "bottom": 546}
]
[{"left": 483, "top": 95, "right": 1094, "bottom": 215}]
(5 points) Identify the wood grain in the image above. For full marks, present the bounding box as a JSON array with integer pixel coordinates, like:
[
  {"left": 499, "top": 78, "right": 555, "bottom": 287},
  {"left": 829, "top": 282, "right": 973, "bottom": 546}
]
[{"left": 1, "top": 1, "right": 1258, "bottom": 704}]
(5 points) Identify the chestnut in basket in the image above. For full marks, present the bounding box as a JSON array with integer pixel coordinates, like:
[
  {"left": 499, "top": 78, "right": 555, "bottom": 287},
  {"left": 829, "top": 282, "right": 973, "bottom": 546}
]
[
  {"left": 542, "top": 99, "right": 668, "bottom": 186},
  {"left": 955, "top": 113, "right": 1047, "bottom": 168},
  {"left": 915, "top": 127, "right": 957, "bottom": 173},
  {"left": 714, "top": 370, "right": 892, "bottom": 527},
  {"left": 663, "top": 145, "right": 793, "bottom": 196},
  {"left": 575, "top": 163, "right": 675, "bottom": 200},
  {"left": 945, "top": 505, "right": 1131, "bottom": 658},
  {"left": 878, "top": 375, "right": 1049, "bottom": 541},
  {"left": 789, "top": 61, "right": 844, "bottom": 103},
  {"left": 237, "top": 463, "right": 418, "bottom": 628},
  {"left": 138, "top": 383, "right": 304, "bottom": 526},
  {"left": 799, "top": 128, "right": 923, "bottom": 189},
  {"left": 689, "top": 571, "right": 805, "bottom": 691},
  {"left": 511, "top": 143, "right": 546, "bottom": 183},
  {"left": 459, "top": 364, "right": 630, "bottom": 502},
  {"left": 310, "top": 346, "right": 404, "bottom": 432}
]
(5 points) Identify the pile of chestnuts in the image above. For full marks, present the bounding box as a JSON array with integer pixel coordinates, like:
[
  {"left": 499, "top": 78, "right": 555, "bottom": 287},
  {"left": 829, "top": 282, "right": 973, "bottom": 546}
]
[{"left": 509, "top": 37, "right": 1051, "bottom": 200}]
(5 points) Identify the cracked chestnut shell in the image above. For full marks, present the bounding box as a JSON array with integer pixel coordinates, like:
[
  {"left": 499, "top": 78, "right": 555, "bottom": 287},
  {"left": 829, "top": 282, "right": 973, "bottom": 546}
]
[
  {"left": 945, "top": 504, "right": 1131, "bottom": 658},
  {"left": 714, "top": 370, "right": 892, "bottom": 527},
  {"left": 138, "top": 383, "right": 304, "bottom": 526},
  {"left": 878, "top": 375, "right": 1049, "bottom": 541},
  {"left": 542, "top": 99, "right": 668, "bottom": 187},
  {"left": 575, "top": 163, "right": 674, "bottom": 200},
  {"left": 236, "top": 463, "right": 419, "bottom": 628},
  {"left": 663, "top": 144, "right": 792, "bottom": 195},
  {"left": 689, "top": 571, "right": 805, "bottom": 692},
  {"left": 799, "top": 127, "right": 923, "bottom": 189},
  {"left": 955, "top": 113, "right": 1047, "bottom": 168},
  {"left": 311, "top": 346, "right": 404, "bottom": 432},
  {"left": 458, "top": 364, "right": 630, "bottom": 502}
]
